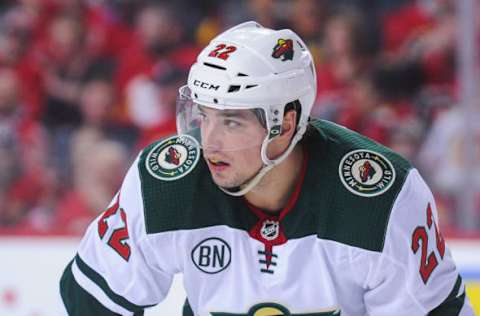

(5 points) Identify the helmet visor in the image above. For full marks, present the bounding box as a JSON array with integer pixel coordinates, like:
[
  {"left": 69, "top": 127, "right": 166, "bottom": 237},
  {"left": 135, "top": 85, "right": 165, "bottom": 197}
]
[{"left": 176, "top": 85, "right": 268, "bottom": 152}]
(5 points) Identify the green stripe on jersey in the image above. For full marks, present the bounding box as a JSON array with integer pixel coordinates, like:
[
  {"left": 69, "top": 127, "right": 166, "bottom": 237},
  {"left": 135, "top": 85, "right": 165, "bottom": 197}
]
[
  {"left": 74, "top": 254, "right": 155, "bottom": 312},
  {"left": 183, "top": 299, "right": 194, "bottom": 316},
  {"left": 428, "top": 275, "right": 466, "bottom": 315},
  {"left": 60, "top": 259, "right": 144, "bottom": 315}
]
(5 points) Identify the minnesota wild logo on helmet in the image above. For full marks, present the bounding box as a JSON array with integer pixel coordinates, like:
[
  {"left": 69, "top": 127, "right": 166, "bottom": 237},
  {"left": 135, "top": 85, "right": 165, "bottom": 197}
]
[
  {"left": 339, "top": 149, "right": 396, "bottom": 197},
  {"left": 211, "top": 303, "right": 340, "bottom": 316},
  {"left": 271, "top": 38, "right": 294, "bottom": 61},
  {"left": 146, "top": 135, "right": 200, "bottom": 181}
]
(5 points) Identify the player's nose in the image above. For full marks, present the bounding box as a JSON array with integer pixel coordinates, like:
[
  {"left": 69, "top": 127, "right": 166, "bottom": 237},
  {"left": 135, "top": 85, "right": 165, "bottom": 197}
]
[{"left": 201, "top": 121, "right": 224, "bottom": 151}]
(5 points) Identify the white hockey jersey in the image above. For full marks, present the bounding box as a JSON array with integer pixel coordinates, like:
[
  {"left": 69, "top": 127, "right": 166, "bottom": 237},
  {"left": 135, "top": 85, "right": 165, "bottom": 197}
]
[{"left": 60, "top": 119, "right": 474, "bottom": 316}]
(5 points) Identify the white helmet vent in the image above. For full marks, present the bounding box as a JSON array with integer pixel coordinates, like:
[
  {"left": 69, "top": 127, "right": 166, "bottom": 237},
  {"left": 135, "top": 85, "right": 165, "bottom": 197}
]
[
  {"left": 296, "top": 40, "right": 305, "bottom": 50},
  {"left": 227, "top": 85, "right": 240, "bottom": 93},
  {"left": 203, "top": 62, "right": 226, "bottom": 71},
  {"left": 226, "top": 84, "right": 259, "bottom": 94}
]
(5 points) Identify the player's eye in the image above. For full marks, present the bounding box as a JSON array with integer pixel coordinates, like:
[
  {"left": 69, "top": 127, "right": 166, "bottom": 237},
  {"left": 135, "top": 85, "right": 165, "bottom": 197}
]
[
  {"left": 198, "top": 111, "right": 207, "bottom": 121},
  {"left": 224, "top": 119, "right": 242, "bottom": 129}
]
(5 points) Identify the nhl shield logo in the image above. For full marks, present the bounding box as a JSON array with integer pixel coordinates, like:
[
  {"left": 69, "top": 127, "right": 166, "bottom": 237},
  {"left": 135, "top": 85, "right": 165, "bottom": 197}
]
[
  {"left": 146, "top": 135, "right": 200, "bottom": 181},
  {"left": 339, "top": 149, "right": 396, "bottom": 197},
  {"left": 260, "top": 220, "right": 280, "bottom": 241}
]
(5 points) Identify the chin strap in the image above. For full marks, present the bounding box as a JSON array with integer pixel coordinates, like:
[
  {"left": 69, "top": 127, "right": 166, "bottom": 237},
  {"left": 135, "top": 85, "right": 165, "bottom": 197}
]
[
  {"left": 219, "top": 124, "right": 306, "bottom": 197},
  {"left": 218, "top": 163, "right": 275, "bottom": 196}
]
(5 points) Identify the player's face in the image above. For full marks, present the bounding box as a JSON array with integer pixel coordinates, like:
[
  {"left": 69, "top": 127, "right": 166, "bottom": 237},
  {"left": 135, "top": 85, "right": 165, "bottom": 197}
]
[{"left": 199, "top": 106, "right": 267, "bottom": 188}]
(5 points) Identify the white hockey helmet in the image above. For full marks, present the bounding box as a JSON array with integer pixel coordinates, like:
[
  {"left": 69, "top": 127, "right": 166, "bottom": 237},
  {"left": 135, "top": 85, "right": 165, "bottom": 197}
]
[{"left": 176, "top": 21, "right": 317, "bottom": 195}]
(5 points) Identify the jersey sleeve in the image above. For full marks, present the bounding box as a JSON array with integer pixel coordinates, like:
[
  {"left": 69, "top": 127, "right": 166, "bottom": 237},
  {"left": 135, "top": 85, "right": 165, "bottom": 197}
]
[
  {"left": 363, "top": 168, "right": 474, "bottom": 315},
  {"left": 60, "top": 155, "right": 174, "bottom": 315}
]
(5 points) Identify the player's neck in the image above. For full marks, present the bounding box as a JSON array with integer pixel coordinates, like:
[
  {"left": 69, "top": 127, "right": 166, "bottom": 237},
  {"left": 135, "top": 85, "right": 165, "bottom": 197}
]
[{"left": 244, "top": 145, "right": 304, "bottom": 213}]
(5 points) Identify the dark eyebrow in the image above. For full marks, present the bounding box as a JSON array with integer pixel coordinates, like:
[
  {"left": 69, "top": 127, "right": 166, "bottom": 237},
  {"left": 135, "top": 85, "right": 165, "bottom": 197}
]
[
  {"left": 198, "top": 105, "right": 251, "bottom": 120},
  {"left": 219, "top": 110, "right": 248, "bottom": 119}
]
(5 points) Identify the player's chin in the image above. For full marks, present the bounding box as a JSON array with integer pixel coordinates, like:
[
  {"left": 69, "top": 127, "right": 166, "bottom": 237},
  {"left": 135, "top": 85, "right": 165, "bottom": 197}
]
[{"left": 210, "top": 174, "right": 241, "bottom": 189}]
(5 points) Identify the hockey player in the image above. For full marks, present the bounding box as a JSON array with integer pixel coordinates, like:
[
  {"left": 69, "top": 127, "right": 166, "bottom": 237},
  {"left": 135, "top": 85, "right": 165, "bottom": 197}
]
[{"left": 60, "top": 21, "right": 474, "bottom": 315}]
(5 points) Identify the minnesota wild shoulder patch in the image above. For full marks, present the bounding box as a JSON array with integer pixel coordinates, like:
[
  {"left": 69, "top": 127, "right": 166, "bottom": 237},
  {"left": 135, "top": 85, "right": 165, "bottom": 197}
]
[
  {"left": 339, "top": 149, "right": 396, "bottom": 197},
  {"left": 146, "top": 135, "right": 200, "bottom": 181}
]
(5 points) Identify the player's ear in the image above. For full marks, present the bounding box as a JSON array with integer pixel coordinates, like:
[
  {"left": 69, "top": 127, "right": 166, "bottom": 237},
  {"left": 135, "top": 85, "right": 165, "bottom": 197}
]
[{"left": 280, "top": 109, "right": 297, "bottom": 140}]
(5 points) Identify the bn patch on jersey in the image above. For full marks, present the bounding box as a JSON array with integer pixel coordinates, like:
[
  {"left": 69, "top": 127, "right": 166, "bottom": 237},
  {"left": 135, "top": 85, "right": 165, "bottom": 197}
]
[
  {"left": 339, "top": 149, "right": 396, "bottom": 197},
  {"left": 146, "top": 134, "right": 200, "bottom": 181}
]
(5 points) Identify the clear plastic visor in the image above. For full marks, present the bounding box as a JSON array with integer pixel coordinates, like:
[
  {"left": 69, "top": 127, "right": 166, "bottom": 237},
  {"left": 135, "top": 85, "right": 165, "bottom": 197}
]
[{"left": 176, "top": 85, "right": 268, "bottom": 152}]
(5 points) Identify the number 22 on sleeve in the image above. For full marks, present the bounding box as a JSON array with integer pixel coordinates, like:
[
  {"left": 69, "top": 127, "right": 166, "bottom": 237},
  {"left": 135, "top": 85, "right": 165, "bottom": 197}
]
[
  {"left": 411, "top": 203, "right": 446, "bottom": 284},
  {"left": 98, "top": 195, "right": 132, "bottom": 261}
]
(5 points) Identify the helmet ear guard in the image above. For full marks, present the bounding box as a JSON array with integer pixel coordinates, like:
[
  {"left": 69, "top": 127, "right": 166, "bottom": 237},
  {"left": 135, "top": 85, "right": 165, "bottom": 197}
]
[{"left": 177, "top": 21, "right": 317, "bottom": 196}]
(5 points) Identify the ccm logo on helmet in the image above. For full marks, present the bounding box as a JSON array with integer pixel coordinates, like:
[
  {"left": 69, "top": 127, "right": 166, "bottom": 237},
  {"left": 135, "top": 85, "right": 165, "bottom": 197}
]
[{"left": 194, "top": 79, "right": 220, "bottom": 91}]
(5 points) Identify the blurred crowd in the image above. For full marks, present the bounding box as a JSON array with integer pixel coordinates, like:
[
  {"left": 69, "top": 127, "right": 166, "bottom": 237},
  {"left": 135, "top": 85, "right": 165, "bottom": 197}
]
[{"left": 0, "top": 0, "right": 479, "bottom": 235}]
